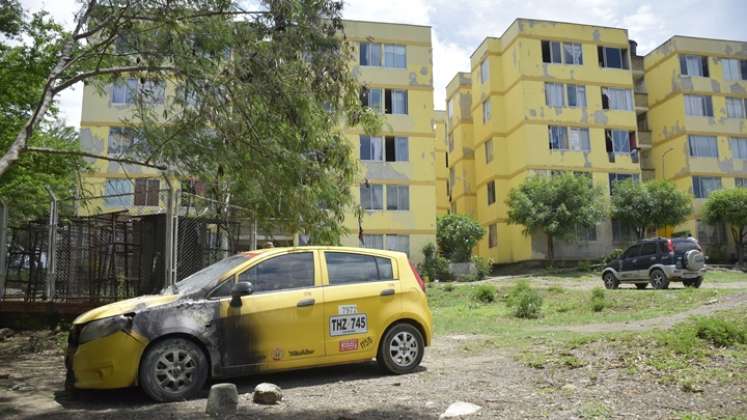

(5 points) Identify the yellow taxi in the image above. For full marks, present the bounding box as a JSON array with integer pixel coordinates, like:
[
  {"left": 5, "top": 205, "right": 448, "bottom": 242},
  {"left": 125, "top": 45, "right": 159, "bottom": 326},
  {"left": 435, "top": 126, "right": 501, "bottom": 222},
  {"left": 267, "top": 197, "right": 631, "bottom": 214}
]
[{"left": 66, "top": 246, "right": 432, "bottom": 401}]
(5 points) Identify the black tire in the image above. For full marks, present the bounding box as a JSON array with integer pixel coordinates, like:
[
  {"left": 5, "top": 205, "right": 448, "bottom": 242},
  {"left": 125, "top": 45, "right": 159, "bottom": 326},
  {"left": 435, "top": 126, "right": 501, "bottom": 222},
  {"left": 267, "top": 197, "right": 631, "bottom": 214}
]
[
  {"left": 377, "top": 323, "right": 424, "bottom": 374},
  {"left": 683, "top": 277, "right": 703, "bottom": 288},
  {"left": 649, "top": 269, "right": 670, "bottom": 290},
  {"left": 635, "top": 283, "right": 648, "bottom": 290},
  {"left": 139, "top": 338, "right": 208, "bottom": 402},
  {"left": 602, "top": 272, "right": 619, "bottom": 290}
]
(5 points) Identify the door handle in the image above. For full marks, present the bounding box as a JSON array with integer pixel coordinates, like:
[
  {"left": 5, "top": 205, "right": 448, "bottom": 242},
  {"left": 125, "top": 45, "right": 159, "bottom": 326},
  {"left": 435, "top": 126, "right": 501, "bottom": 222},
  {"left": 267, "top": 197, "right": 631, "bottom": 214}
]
[
  {"left": 297, "top": 298, "right": 315, "bottom": 307},
  {"left": 380, "top": 288, "right": 395, "bottom": 296}
]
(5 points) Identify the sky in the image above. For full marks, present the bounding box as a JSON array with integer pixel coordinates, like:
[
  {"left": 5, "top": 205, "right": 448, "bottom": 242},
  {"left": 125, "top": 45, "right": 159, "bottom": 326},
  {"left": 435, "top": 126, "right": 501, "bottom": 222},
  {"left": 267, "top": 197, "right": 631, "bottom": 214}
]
[{"left": 19, "top": 0, "right": 747, "bottom": 128}]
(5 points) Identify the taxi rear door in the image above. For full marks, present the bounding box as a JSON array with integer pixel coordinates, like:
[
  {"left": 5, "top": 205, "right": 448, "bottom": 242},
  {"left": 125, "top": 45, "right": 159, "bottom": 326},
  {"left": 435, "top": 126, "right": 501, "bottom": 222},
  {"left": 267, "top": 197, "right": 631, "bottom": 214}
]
[{"left": 320, "top": 251, "right": 401, "bottom": 359}]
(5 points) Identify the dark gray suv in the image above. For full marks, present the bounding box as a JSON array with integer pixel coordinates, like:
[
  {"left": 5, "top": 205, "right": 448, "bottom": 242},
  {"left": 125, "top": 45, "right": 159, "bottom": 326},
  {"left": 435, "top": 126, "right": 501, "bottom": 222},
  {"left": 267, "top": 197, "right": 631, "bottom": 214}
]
[{"left": 602, "top": 237, "right": 706, "bottom": 289}]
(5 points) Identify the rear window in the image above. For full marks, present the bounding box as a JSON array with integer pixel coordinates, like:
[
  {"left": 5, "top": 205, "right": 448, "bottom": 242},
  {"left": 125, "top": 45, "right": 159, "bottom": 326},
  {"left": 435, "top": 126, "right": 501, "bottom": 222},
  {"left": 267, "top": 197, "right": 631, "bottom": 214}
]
[
  {"left": 673, "top": 240, "right": 700, "bottom": 252},
  {"left": 325, "top": 252, "right": 394, "bottom": 285}
]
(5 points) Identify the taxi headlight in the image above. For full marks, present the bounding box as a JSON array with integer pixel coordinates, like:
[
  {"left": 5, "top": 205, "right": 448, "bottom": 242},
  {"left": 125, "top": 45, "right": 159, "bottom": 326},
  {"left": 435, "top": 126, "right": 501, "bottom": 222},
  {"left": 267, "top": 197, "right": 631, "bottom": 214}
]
[{"left": 78, "top": 315, "right": 132, "bottom": 345}]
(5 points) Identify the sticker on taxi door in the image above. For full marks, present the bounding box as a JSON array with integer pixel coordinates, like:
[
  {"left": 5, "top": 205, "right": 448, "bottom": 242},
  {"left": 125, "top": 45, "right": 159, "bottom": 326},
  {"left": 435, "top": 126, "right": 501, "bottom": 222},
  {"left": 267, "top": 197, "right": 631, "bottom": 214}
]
[{"left": 329, "top": 313, "right": 368, "bottom": 336}]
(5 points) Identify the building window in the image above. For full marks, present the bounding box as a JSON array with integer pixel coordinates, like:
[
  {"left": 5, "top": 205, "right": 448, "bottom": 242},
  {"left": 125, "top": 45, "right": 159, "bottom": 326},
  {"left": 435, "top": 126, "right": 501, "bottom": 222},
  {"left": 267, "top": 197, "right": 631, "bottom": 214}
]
[
  {"left": 688, "top": 135, "right": 719, "bottom": 158},
  {"left": 482, "top": 99, "right": 491, "bottom": 123},
  {"left": 480, "top": 58, "right": 489, "bottom": 84},
  {"left": 386, "top": 235, "right": 410, "bottom": 255},
  {"left": 140, "top": 80, "right": 165, "bottom": 104},
  {"left": 485, "top": 139, "right": 494, "bottom": 163},
  {"left": 609, "top": 173, "right": 640, "bottom": 193},
  {"left": 487, "top": 181, "right": 495, "bottom": 205},
  {"left": 730, "top": 138, "right": 747, "bottom": 159},
  {"left": 360, "top": 183, "right": 383, "bottom": 210},
  {"left": 104, "top": 179, "right": 133, "bottom": 207},
  {"left": 722, "top": 58, "right": 747, "bottom": 81},
  {"left": 545, "top": 82, "right": 564, "bottom": 107},
  {"left": 726, "top": 97, "right": 747, "bottom": 119},
  {"left": 542, "top": 41, "right": 582, "bottom": 65},
  {"left": 360, "top": 42, "right": 381, "bottom": 66},
  {"left": 488, "top": 224, "right": 497, "bottom": 248},
  {"left": 386, "top": 185, "right": 409, "bottom": 210},
  {"left": 448, "top": 133, "right": 454, "bottom": 152},
  {"left": 108, "top": 127, "right": 143, "bottom": 156},
  {"left": 567, "top": 84, "right": 586, "bottom": 107},
  {"left": 597, "top": 46, "right": 629, "bottom": 69},
  {"left": 684, "top": 95, "right": 714, "bottom": 117},
  {"left": 601, "top": 87, "right": 633, "bottom": 111},
  {"left": 387, "top": 89, "right": 408, "bottom": 114},
  {"left": 360, "top": 87, "right": 383, "bottom": 112},
  {"left": 383, "top": 44, "right": 407, "bottom": 68},
  {"left": 111, "top": 79, "right": 138, "bottom": 104},
  {"left": 692, "top": 176, "right": 722, "bottom": 199},
  {"left": 680, "top": 55, "right": 709, "bottom": 77},
  {"left": 361, "top": 136, "right": 409, "bottom": 162},
  {"left": 604, "top": 130, "right": 636, "bottom": 154},
  {"left": 549, "top": 126, "right": 590, "bottom": 152},
  {"left": 577, "top": 225, "right": 597, "bottom": 241},
  {"left": 134, "top": 178, "right": 160, "bottom": 206},
  {"left": 447, "top": 99, "right": 454, "bottom": 119},
  {"left": 736, "top": 178, "right": 747, "bottom": 188},
  {"left": 362, "top": 234, "right": 384, "bottom": 249}
]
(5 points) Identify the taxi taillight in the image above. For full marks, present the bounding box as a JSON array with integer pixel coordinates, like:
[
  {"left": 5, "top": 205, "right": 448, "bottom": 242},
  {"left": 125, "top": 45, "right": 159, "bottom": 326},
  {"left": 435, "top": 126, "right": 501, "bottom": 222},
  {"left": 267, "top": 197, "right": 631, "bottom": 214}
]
[{"left": 408, "top": 261, "right": 426, "bottom": 292}]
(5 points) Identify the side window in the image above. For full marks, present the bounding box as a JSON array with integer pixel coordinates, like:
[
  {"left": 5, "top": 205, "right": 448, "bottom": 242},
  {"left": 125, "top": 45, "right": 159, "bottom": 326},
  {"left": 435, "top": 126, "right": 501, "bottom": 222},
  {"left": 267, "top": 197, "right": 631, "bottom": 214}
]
[
  {"left": 238, "top": 252, "right": 314, "bottom": 293},
  {"left": 622, "top": 245, "right": 640, "bottom": 258},
  {"left": 209, "top": 278, "right": 236, "bottom": 299},
  {"left": 325, "top": 252, "right": 394, "bottom": 285},
  {"left": 639, "top": 242, "right": 657, "bottom": 256}
]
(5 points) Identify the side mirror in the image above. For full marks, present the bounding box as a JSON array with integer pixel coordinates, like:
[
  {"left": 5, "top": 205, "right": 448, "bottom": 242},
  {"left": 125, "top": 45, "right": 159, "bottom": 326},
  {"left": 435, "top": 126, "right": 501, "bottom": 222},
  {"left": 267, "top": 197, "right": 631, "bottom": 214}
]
[{"left": 230, "top": 282, "right": 254, "bottom": 307}]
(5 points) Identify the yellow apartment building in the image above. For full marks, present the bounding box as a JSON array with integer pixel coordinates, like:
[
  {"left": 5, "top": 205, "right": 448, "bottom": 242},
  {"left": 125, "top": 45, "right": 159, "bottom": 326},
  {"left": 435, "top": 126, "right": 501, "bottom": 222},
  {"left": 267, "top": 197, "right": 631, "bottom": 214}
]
[
  {"left": 433, "top": 110, "right": 450, "bottom": 215},
  {"left": 445, "top": 72, "right": 477, "bottom": 216},
  {"left": 77, "top": 20, "right": 437, "bottom": 262},
  {"left": 643, "top": 36, "right": 747, "bottom": 258},
  {"left": 446, "top": 19, "right": 642, "bottom": 263}
]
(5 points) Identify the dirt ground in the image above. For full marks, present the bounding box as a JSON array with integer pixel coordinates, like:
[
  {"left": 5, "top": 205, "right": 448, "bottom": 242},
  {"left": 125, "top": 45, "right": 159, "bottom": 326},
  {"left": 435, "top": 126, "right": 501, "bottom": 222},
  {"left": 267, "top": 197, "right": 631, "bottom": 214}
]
[{"left": 1, "top": 299, "right": 746, "bottom": 420}]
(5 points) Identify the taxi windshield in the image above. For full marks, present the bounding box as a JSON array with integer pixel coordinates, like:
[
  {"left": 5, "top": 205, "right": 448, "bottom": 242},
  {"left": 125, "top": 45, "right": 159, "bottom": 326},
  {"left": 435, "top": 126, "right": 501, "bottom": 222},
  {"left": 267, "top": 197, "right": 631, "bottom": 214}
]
[{"left": 164, "top": 254, "right": 252, "bottom": 296}]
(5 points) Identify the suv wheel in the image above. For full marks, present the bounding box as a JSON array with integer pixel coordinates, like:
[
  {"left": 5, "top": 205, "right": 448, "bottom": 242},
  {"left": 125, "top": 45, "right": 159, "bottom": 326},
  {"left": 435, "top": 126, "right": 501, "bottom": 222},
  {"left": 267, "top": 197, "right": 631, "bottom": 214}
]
[
  {"left": 377, "top": 323, "right": 424, "bottom": 374},
  {"left": 635, "top": 283, "right": 648, "bottom": 290},
  {"left": 602, "top": 272, "right": 619, "bottom": 290},
  {"left": 683, "top": 277, "right": 703, "bottom": 288},
  {"left": 139, "top": 338, "right": 208, "bottom": 402},
  {"left": 649, "top": 269, "right": 670, "bottom": 289}
]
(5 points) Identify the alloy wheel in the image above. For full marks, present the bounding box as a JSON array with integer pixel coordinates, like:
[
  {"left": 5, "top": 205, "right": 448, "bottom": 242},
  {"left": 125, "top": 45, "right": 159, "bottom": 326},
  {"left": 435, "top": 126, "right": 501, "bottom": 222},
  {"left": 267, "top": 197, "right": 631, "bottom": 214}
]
[
  {"left": 389, "top": 331, "right": 419, "bottom": 368},
  {"left": 154, "top": 349, "right": 197, "bottom": 393}
]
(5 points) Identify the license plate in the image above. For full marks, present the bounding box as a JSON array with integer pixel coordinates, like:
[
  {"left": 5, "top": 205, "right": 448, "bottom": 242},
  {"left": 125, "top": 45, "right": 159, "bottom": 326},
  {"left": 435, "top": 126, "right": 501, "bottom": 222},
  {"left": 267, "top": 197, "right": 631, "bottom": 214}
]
[{"left": 329, "top": 314, "right": 368, "bottom": 337}]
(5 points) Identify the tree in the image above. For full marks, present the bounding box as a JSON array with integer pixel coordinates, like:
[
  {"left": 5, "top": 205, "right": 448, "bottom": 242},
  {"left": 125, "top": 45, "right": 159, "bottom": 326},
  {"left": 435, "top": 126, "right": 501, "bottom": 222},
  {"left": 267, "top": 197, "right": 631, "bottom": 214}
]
[
  {"left": 610, "top": 180, "right": 692, "bottom": 239},
  {"left": 506, "top": 173, "right": 607, "bottom": 262},
  {"left": 4, "top": 0, "right": 378, "bottom": 242},
  {"left": 1, "top": 2, "right": 85, "bottom": 220},
  {"left": 436, "top": 214, "right": 485, "bottom": 262},
  {"left": 703, "top": 188, "right": 747, "bottom": 267}
]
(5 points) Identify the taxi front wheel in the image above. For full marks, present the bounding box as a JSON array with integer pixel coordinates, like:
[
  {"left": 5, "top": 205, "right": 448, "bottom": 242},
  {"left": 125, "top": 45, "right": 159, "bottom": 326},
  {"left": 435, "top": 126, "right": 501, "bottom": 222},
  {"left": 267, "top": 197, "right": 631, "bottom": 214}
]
[
  {"left": 377, "top": 323, "right": 424, "bottom": 374},
  {"left": 139, "top": 338, "right": 208, "bottom": 402}
]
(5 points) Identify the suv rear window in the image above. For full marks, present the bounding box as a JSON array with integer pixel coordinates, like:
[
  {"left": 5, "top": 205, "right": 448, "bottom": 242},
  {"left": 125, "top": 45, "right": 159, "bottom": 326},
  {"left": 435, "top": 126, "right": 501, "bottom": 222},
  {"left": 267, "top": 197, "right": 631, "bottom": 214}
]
[{"left": 673, "top": 240, "right": 700, "bottom": 252}]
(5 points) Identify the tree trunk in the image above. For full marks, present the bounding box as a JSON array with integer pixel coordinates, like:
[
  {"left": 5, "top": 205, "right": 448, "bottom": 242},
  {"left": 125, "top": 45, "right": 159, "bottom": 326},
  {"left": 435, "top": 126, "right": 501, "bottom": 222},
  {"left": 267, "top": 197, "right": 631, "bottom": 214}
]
[
  {"left": 735, "top": 226, "right": 745, "bottom": 268},
  {"left": 546, "top": 233, "right": 555, "bottom": 264}
]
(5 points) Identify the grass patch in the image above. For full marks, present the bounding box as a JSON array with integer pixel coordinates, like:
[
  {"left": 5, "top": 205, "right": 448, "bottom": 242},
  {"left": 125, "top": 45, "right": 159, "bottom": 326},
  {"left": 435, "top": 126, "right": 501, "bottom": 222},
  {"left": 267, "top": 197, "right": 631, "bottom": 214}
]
[
  {"left": 704, "top": 269, "right": 747, "bottom": 283},
  {"left": 590, "top": 287, "right": 606, "bottom": 312},
  {"left": 470, "top": 284, "right": 496, "bottom": 304},
  {"left": 506, "top": 280, "right": 543, "bottom": 319}
]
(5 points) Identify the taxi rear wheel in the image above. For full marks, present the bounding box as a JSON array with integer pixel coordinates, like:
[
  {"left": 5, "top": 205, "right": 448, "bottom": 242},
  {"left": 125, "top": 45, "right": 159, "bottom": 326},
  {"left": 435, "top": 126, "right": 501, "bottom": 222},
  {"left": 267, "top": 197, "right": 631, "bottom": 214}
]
[
  {"left": 377, "top": 323, "right": 424, "bottom": 374},
  {"left": 139, "top": 338, "right": 208, "bottom": 402}
]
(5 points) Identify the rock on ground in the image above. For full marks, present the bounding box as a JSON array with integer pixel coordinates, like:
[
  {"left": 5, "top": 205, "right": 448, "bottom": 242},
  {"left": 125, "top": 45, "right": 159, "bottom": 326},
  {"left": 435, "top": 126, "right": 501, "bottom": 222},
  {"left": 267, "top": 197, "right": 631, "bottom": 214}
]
[
  {"left": 439, "top": 401, "right": 481, "bottom": 418},
  {"left": 206, "top": 383, "right": 238, "bottom": 417},
  {"left": 253, "top": 382, "right": 282, "bottom": 405}
]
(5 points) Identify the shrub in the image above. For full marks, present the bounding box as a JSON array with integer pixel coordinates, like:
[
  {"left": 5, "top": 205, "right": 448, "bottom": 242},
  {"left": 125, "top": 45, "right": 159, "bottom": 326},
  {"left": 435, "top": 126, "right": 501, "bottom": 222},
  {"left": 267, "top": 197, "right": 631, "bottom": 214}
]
[
  {"left": 471, "top": 255, "right": 493, "bottom": 280},
  {"left": 577, "top": 260, "right": 592, "bottom": 272},
  {"left": 471, "top": 284, "right": 496, "bottom": 303},
  {"left": 443, "top": 283, "right": 454, "bottom": 292},
  {"left": 436, "top": 214, "right": 485, "bottom": 262},
  {"left": 507, "top": 280, "right": 543, "bottom": 319},
  {"left": 603, "top": 248, "right": 624, "bottom": 265},
  {"left": 418, "top": 243, "right": 451, "bottom": 282},
  {"left": 590, "top": 287, "right": 606, "bottom": 312},
  {"left": 694, "top": 317, "right": 746, "bottom": 347}
]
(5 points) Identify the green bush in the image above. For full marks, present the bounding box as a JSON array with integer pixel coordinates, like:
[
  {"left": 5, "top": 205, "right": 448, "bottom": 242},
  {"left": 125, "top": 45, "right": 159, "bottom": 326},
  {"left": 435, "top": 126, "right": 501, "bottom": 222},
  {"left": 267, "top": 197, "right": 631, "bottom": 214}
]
[
  {"left": 590, "top": 287, "right": 606, "bottom": 312},
  {"left": 418, "top": 243, "right": 451, "bottom": 282},
  {"left": 471, "top": 255, "right": 493, "bottom": 280},
  {"left": 506, "top": 280, "right": 543, "bottom": 319},
  {"left": 471, "top": 284, "right": 496, "bottom": 304},
  {"left": 577, "top": 260, "right": 592, "bottom": 272},
  {"left": 443, "top": 283, "right": 454, "bottom": 292},
  {"left": 603, "top": 248, "right": 624, "bottom": 265},
  {"left": 436, "top": 214, "right": 485, "bottom": 262},
  {"left": 694, "top": 317, "right": 746, "bottom": 347}
]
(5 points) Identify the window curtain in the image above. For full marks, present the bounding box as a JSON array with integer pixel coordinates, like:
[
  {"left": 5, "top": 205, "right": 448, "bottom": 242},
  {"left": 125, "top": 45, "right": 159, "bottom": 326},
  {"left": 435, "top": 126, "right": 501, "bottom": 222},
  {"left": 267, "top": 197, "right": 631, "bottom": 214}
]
[
  {"left": 730, "top": 138, "right": 747, "bottom": 159},
  {"left": 688, "top": 136, "right": 718, "bottom": 157},
  {"left": 726, "top": 98, "right": 746, "bottom": 118},
  {"left": 563, "top": 43, "right": 583, "bottom": 64},
  {"left": 684, "top": 56, "right": 703, "bottom": 76},
  {"left": 392, "top": 91, "right": 407, "bottom": 114},
  {"left": 723, "top": 59, "right": 740, "bottom": 81},
  {"left": 384, "top": 45, "right": 405, "bottom": 68},
  {"left": 104, "top": 179, "right": 133, "bottom": 206},
  {"left": 604, "top": 88, "right": 632, "bottom": 110},
  {"left": 611, "top": 130, "right": 630, "bottom": 153},
  {"left": 569, "top": 128, "right": 590, "bottom": 151},
  {"left": 549, "top": 126, "right": 568, "bottom": 149},
  {"left": 685, "top": 95, "right": 704, "bottom": 116},
  {"left": 545, "top": 83, "right": 564, "bottom": 107},
  {"left": 394, "top": 137, "right": 408, "bottom": 161}
]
